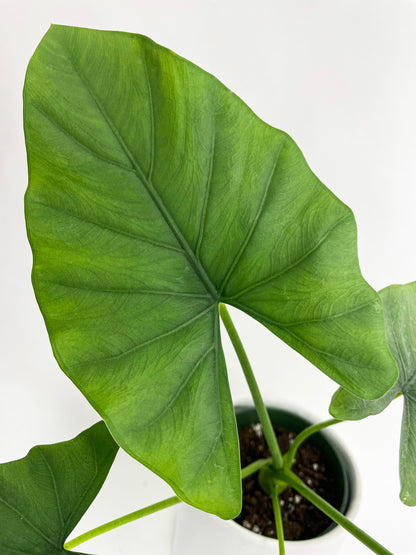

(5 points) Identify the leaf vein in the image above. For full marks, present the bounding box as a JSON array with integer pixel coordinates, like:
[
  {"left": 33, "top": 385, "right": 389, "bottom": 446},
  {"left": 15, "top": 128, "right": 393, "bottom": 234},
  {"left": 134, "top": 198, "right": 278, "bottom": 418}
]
[
  {"left": 136, "top": 344, "right": 215, "bottom": 430},
  {"left": 43, "top": 280, "right": 210, "bottom": 299},
  {"left": 224, "top": 213, "right": 350, "bottom": 300},
  {"left": 30, "top": 199, "right": 185, "bottom": 255},
  {"left": 0, "top": 496, "right": 58, "bottom": 549},
  {"left": 61, "top": 444, "right": 99, "bottom": 536},
  {"left": 32, "top": 102, "right": 135, "bottom": 173},
  {"left": 141, "top": 48, "right": 155, "bottom": 181},
  {"left": 390, "top": 325, "right": 408, "bottom": 384},
  {"left": 188, "top": 306, "right": 224, "bottom": 483},
  {"left": 72, "top": 303, "right": 216, "bottom": 369},
  {"left": 39, "top": 450, "right": 64, "bottom": 539},
  {"left": 218, "top": 144, "right": 283, "bottom": 296},
  {"left": 230, "top": 299, "right": 375, "bottom": 328},
  {"left": 195, "top": 117, "right": 216, "bottom": 259}
]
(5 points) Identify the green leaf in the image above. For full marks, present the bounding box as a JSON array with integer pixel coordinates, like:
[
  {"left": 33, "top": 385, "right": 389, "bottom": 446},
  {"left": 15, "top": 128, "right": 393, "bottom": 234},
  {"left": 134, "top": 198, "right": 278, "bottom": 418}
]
[
  {"left": 330, "top": 283, "right": 416, "bottom": 505},
  {"left": 0, "top": 421, "right": 118, "bottom": 553},
  {"left": 24, "top": 24, "right": 398, "bottom": 518}
]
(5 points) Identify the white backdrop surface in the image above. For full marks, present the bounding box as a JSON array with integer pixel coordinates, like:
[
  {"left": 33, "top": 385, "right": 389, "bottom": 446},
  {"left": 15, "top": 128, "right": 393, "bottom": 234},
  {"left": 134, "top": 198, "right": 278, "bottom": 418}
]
[{"left": 1, "top": 0, "right": 416, "bottom": 553}]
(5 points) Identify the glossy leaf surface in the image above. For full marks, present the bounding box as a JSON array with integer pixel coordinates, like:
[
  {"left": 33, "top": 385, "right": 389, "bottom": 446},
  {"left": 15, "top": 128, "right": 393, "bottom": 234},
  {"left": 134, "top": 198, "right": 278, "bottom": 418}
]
[
  {"left": 331, "top": 283, "right": 416, "bottom": 505},
  {"left": 0, "top": 422, "right": 118, "bottom": 553},
  {"left": 24, "top": 25, "right": 397, "bottom": 517}
]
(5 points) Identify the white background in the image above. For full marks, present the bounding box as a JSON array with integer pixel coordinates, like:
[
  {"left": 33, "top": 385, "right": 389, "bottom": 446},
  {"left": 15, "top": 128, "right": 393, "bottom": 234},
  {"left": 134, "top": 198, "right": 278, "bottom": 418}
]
[{"left": 1, "top": 0, "right": 416, "bottom": 553}]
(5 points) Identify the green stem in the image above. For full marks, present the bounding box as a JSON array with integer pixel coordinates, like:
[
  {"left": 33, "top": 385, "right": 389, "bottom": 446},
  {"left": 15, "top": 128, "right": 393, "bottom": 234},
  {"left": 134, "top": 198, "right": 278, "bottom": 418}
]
[
  {"left": 271, "top": 485, "right": 285, "bottom": 555},
  {"left": 64, "top": 496, "right": 180, "bottom": 550},
  {"left": 65, "top": 457, "right": 269, "bottom": 550},
  {"left": 280, "top": 469, "right": 393, "bottom": 555},
  {"left": 219, "top": 303, "right": 283, "bottom": 469},
  {"left": 241, "top": 457, "right": 272, "bottom": 479},
  {"left": 284, "top": 418, "right": 341, "bottom": 470}
]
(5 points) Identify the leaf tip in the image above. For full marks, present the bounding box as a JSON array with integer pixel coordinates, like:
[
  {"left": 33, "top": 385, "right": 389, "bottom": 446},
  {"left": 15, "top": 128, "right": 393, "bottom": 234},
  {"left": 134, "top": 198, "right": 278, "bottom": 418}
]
[{"left": 400, "top": 488, "right": 416, "bottom": 507}]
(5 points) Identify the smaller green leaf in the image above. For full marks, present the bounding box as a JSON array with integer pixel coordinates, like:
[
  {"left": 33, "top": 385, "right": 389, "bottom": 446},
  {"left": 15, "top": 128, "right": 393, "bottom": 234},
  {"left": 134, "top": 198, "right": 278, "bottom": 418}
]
[
  {"left": 0, "top": 421, "right": 118, "bottom": 553},
  {"left": 330, "top": 283, "right": 416, "bottom": 505}
]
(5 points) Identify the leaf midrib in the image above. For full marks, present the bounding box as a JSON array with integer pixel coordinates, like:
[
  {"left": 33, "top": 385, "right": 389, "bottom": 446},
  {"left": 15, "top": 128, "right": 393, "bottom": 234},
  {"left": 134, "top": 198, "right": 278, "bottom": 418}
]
[
  {"left": 39, "top": 450, "right": 64, "bottom": 540},
  {"left": 57, "top": 37, "right": 218, "bottom": 302}
]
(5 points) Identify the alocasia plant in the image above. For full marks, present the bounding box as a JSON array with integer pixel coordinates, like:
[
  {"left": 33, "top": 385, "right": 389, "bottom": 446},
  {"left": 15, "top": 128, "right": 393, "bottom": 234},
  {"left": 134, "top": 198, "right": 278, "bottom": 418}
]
[
  {"left": 2, "top": 22, "right": 411, "bottom": 554},
  {"left": 23, "top": 24, "right": 397, "bottom": 516}
]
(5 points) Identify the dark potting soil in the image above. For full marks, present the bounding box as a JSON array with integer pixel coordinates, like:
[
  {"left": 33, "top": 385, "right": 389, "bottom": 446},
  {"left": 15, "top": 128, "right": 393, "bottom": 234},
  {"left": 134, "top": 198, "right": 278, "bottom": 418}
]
[{"left": 234, "top": 423, "right": 339, "bottom": 541}]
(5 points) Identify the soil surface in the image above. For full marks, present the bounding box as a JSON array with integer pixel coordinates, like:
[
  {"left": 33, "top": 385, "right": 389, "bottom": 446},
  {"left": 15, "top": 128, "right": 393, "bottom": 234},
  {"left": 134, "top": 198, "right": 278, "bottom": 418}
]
[{"left": 234, "top": 423, "right": 339, "bottom": 540}]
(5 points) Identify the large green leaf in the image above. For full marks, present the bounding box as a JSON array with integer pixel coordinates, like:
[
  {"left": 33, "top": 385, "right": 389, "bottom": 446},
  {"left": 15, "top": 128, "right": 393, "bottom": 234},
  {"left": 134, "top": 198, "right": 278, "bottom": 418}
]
[
  {"left": 0, "top": 421, "right": 118, "bottom": 553},
  {"left": 330, "top": 283, "right": 416, "bottom": 505},
  {"left": 24, "top": 25, "right": 397, "bottom": 518}
]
